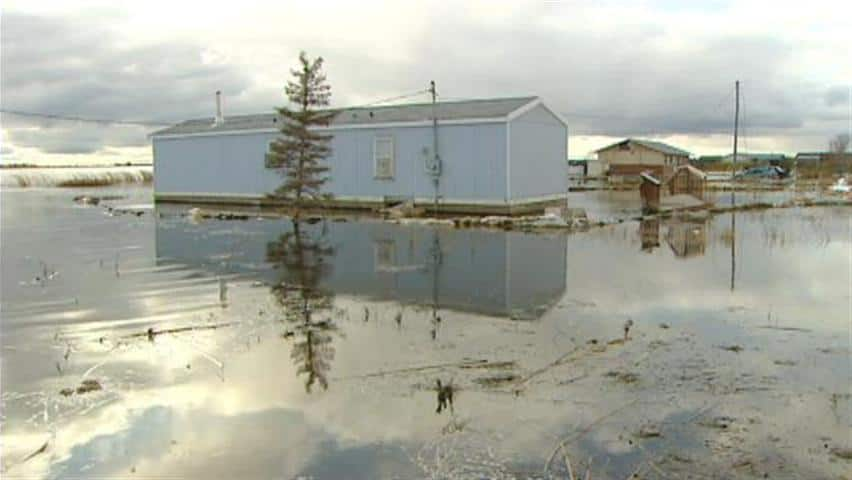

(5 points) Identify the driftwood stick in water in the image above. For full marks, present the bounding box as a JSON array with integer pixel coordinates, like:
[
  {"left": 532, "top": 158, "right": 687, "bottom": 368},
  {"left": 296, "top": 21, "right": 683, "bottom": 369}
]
[
  {"left": 514, "top": 346, "right": 581, "bottom": 388},
  {"left": 21, "top": 440, "right": 49, "bottom": 463},
  {"left": 332, "top": 359, "right": 513, "bottom": 381},
  {"left": 544, "top": 399, "right": 640, "bottom": 475},
  {"left": 124, "top": 322, "right": 236, "bottom": 339}
]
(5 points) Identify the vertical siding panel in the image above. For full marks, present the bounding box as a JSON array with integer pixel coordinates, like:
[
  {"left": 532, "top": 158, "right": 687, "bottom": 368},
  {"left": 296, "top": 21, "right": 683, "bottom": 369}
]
[{"left": 508, "top": 105, "right": 568, "bottom": 201}]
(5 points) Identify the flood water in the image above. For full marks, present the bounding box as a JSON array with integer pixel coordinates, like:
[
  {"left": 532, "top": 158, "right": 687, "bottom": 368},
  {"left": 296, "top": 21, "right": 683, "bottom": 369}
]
[{"left": 1, "top": 186, "right": 850, "bottom": 479}]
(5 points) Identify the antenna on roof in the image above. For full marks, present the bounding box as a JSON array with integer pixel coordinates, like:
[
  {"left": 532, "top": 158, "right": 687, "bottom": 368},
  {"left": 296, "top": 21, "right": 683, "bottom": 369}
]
[{"left": 214, "top": 91, "right": 224, "bottom": 125}]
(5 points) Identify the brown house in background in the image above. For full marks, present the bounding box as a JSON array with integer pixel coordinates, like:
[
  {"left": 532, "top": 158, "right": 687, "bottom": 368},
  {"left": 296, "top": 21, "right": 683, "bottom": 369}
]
[{"left": 596, "top": 138, "right": 691, "bottom": 181}]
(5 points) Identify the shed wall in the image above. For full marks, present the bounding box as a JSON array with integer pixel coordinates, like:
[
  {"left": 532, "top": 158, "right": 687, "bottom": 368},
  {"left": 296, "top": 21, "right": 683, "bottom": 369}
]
[{"left": 508, "top": 104, "right": 568, "bottom": 200}]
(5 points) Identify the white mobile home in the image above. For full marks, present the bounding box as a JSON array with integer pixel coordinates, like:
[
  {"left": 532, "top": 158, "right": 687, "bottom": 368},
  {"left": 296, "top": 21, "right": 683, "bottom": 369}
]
[{"left": 151, "top": 96, "right": 568, "bottom": 214}]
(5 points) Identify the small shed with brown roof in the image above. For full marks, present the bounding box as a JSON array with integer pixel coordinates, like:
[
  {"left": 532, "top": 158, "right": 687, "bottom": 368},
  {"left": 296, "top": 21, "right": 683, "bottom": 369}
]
[{"left": 667, "top": 164, "right": 706, "bottom": 199}]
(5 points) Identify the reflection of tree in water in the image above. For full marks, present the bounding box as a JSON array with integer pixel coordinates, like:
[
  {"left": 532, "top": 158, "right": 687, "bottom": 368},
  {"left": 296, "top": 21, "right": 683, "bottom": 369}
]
[{"left": 267, "top": 220, "right": 337, "bottom": 393}]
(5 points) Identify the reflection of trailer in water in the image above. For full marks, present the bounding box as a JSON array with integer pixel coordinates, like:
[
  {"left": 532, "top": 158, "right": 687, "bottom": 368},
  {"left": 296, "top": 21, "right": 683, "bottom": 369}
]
[{"left": 155, "top": 218, "right": 568, "bottom": 320}]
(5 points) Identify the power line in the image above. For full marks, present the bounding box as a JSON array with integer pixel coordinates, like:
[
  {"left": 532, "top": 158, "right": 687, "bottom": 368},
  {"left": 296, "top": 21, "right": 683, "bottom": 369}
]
[
  {"left": 355, "top": 89, "right": 430, "bottom": 108},
  {"left": 380, "top": 89, "right": 732, "bottom": 122},
  {"left": 713, "top": 85, "right": 735, "bottom": 116},
  {"left": 0, "top": 108, "right": 172, "bottom": 127},
  {"left": 0, "top": 89, "right": 432, "bottom": 130}
]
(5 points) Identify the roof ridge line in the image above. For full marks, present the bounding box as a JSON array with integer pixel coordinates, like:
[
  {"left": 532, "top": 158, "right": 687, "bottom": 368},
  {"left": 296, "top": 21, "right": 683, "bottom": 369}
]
[{"left": 180, "top": 96, "right": 539, "bottom": 123}]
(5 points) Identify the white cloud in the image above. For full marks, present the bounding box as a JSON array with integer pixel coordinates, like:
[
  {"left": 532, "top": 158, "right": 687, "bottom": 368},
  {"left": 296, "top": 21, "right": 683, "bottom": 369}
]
[{"left": 1, "top": 0, "right": 850, "bottom": 164}]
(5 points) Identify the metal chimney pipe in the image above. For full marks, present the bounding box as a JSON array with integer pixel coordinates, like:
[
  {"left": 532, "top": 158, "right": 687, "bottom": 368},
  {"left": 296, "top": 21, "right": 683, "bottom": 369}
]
[{"left": 215, "top": 90, "right": 223, "bottom": 125}]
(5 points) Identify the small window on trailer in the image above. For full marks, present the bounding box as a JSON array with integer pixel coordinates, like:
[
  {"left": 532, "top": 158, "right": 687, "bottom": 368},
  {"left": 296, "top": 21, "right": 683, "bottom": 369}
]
[
  {"left": 374, "top": 239, "right": 396, "bottom": 270},
  {"left": 374, "top": 136, "right": 395, "bottom": 179}
]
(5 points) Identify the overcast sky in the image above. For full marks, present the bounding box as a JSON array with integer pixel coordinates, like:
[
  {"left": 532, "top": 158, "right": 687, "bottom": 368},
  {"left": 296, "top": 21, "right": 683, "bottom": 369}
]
[{"left": 1, "top": 0, "right": 850, "bottom": 165}]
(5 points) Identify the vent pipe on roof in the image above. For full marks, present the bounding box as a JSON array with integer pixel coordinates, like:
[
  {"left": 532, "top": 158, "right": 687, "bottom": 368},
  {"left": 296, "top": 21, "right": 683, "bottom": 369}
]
[{"left": 214, "top": 90, "right": 224, "bottom": 125}]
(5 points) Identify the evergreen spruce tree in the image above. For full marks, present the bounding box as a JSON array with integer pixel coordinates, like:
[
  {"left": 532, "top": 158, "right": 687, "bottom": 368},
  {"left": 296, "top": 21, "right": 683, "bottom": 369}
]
[{"left": 267, "top": 51, "right": 336, "bottom": 215}]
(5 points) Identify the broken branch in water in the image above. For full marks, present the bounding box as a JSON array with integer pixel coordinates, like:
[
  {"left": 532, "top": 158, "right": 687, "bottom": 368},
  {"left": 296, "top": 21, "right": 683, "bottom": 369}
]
[
  {"left": 332, "top": 359, "right": 514, "bottom": 381},
  {"left": 561, "top": 444, "right": 576, "bottom": 480},
  {"left": 21, "top": 440, "right": 49, "bottom": 463},
  {"left": 544, "top": 399, "right": 640, "bottom": 475},
  {"left": 514, "top": 333, "right": 636, "bottom": 393},
  {"left": 513, "top": 346, "right": 582, "bottom": 389},
  {"left": 512, "top": 339, "right": 622, "bottom": 392},
  {"left": 756, "top": 325, "right": 811, "bottom": 332},
  {"left": 94, "top": 323, "right": 231, "bottom": 381},
  {"left": 123, "top": 322, "right": 236, "bottom": 340},
  {"left": 558, "top": 447, "right": 597, "bottom": 480}
]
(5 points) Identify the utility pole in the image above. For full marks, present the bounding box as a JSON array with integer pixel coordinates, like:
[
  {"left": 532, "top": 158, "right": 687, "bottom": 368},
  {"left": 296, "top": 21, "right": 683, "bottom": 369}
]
[
  {"left": 732, "top": 80, "right": 740, "bottom": 189},
  {"left": 730, "top": 80, "right": 739, "bottom": 292},
  {"left": 429, "top": 80, "right": 440, "bottom": 217}
]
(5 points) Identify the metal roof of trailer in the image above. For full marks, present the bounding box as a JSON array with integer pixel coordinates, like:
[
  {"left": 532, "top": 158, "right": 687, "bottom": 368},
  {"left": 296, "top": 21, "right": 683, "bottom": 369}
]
[{"left": 152, "top": 96, "right": 539, "bottom": 137}]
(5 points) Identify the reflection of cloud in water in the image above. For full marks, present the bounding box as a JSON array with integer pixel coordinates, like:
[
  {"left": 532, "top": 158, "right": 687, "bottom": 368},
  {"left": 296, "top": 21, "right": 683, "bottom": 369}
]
[
  {"left": 5, "top": 286, "right": 849, "bottom": 479},
  {"left": 4, "top": 194, "right": 851, "bottom": 479},
  {"left": 569, "top": 209, "right": 850, "bottom": 331},
  {"left": 46, "top": 402, "right": 394, "bottom": 479}
]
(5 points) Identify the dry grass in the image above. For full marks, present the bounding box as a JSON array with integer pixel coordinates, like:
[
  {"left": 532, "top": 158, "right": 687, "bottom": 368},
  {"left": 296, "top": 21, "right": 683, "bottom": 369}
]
[
  {"left": 58, "top": 177, "right": 118, "bottom": 187},
  {"left": 10, "top": 170, "right": 153, "bottom": 188},
  {"left": 56, "top": 171, "right": 153, "bottom": 187}
]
